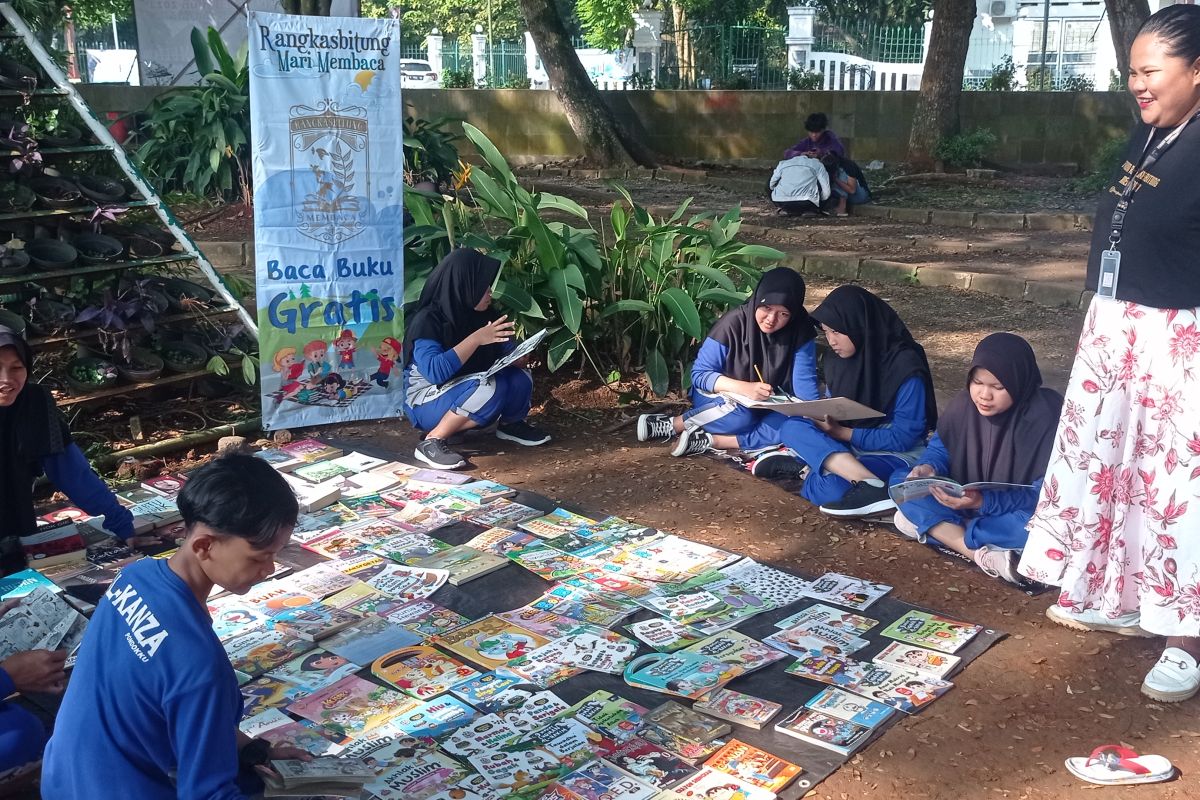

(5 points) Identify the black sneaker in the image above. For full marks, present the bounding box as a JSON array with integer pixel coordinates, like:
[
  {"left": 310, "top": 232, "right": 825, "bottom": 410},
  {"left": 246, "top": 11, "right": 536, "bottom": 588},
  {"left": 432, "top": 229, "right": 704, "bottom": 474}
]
[
  {"left": 637, "top": 413, "right": 676, "bottom": 442},
  {"left": 819, "top": 480, "right": 895, "bottom": 518},
  {"left": 750, "top": 449, "right": 807, "bottom": 480},
  {"left": 495, "top": 420, "right": 551, "bottom": 446},
  {"left": 414, "top": 437, "right": 467, "bottom": 470},
  {"left": 671, "top": 428, "right": 713, "bottom": 458}
]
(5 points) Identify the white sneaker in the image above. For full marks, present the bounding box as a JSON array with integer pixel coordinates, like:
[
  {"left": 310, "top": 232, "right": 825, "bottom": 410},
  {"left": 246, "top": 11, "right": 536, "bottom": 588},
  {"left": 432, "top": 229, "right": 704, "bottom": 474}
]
[
  {"left": 974, "top": 545, "right": 1023, "bottom": 585},
  {"left": 637, "top": 413, "right": 675, "bottom": 442},
  {"left": 1142, "top": 647, "right": 1200, "bottom": 703},
  {"left": 1044, "top": 604, "right": 1153, "bottom": 637},
  {"left": 892, "top": 510, "right": 922, "bottom": 541}
]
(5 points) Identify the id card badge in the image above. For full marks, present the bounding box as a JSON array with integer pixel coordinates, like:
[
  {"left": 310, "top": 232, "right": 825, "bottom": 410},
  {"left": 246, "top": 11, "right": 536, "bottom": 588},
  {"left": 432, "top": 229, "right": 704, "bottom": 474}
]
[{"left": 1097, "top": 249, "right": 1121, "bottom": 299}]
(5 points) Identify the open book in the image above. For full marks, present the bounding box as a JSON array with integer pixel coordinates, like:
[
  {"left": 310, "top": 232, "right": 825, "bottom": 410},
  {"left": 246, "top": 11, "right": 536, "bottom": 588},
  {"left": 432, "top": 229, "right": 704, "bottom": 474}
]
[
  {"left": 722, "top": 392, "right": 884, "bottom": 422},
  {"left": 483, "top": 326, "right": 550, "bottom": 379},
  {"left": 888, "top": 476, "right": 1034, "bottom": 505}
]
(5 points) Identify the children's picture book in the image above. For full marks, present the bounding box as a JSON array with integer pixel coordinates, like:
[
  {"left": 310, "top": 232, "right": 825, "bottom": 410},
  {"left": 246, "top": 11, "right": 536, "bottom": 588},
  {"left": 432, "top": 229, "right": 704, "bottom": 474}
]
[
  {"left": 320, "top": 617, "right": 423, "bottom": 666},
  {"left": 493, "top": 608, "right": 583, "bottom": 640},
  {"left": 872, "top": 641, "right": 962, "bottom": 679},
  {"left": 0, "top": 588, "right": 87, "bottom": 659},
  {"left": 557, "top": 759, "right": 658, "bottom": 800},
  {"left": 423, "top": 772, "right": 503, "bottom": 800},
  {"left": 329, "top": 451, "right": 390, "bottom": 473},
  {"left": 140, "top": 473, "right": 189, "bottom": 497},
  {"left": 223, "top": 628, "right": 316, "bottom": 679},
  {"left": 386, "top": 695, "right": 480, "bottom": 739},
  {"left": 410, "top": 468, "right": 474, "bottom": 485},
  {"left": 287, "top": 674, "right": 415, "bottom": 738},
  {"left": 266, "top": 649, "right": 361, "bottom": 693},
  {"left": 880, "top": 610, "right": 983, "bottom": 654},
  {"left": 783, "top": 654, "right": 953, "bottom": 713},
  {"left": 704, "top": 740, "right": 802, "bottom": 793},
  {"left": 450, "top": 670, "right": 542, "bottom": 713},
  {"left": 530, "top": 584, "right": 643, "bottom": 627},
  {"left": 389, "top": 502, "right": 456, "bottom": 535},
  {"left": 329, "top": 551, "right": 390, "bottom": 582},
  {"left": 773, "top": 603, "right": 878, "bottom": 636},
  {"left": 209, "top": 601, "right": 269, "bottom": 643},
  {"left": 415, "top": 545, "right": 509, "bottom": 585},
  {"left": 464, "top": 527, "right": 540, "bottom": 557},
  {"left": 639, "top": 590, "right": 727, "bottom": 625},
  {"left": 449, "top": 479, "right": 517, "bottom": 505},
  {"left": 294, "top": 458, "right": 355, "bottom": 484},
  {"left": 761, "top": 624, "right": 869, "bottom": 660},
  {"left": 717, "top": 558, "right": 811, "bottom": 609},
  {"left": 505, "top": 542, "right": 593, "bottom": 581},
  {"left": 499, "top": 690, "right": 573, "bottom": 735},
  {"left": 722, "top": 393, "right": 883, "bottom": 422},
  {"left": 253, "top": 448, "right": 306, "bottom": 472},
  {"left": 667, "top": 767, "right": 777, "bottom": 800},
  {"left": 799, "top": 573, "right": 892, "bottom": 611},
  {"left": 520, "top": 508, "right": 599, "bottom": 539},
  {"left": 435, "top": 615, "right": 551, "bottom": 670},
  {"left": 464, "top": 499, "right": 545, "bottom": 528},
  {"left": 380, "top": 599, "right": 469, "bottom": 637},
  {"left": 520, "top": 629, "right": 640, "bottom": 675},
  {"left": 803, "top": 686, "right": 894, "bottom": 728},
  {"left": 241, "top": 674, "right": 309, "bottom": 717},
  {"left": 301, "top": 527, "right": 370, "bottom": 560},
  {"left": 424, "top": 493, "right": 482, "bottom": 517},
  {"left": 234, "top": 581, "right": 323, "bottom": 617},
  {"left": 322, "top": 581, "right": 389, "bottom": 611},
  {"left": 887, "top": 476, "right": 1034, "bottom": 506},
  {"left": 565, "top": 690, "right": 649, "bottom": 741},
  {"left": 270, "top": 603, "right": 362, "bottom": 642},
  {"left": 364, "top": 748, "right": 470, "bottom": 800},
  {"left": 260, "top": 756, "right": 375, "bottom": 795},
  {"left": 257, "top": 718, "right": 348, "bottom": 757},
  {"left": 602, "top": 737, "right": 698, "bottom": 787},
  {"left": 287, "top": 562, "right": 359, "bottom": 599},
  {"left": 238, "top": 707, "right": 292, "bottom": 739},
  {"left": 371, "top": 644, "right": 480, "bottom": 699},
  {"left": 341, "top": 469, "right": 404, "bottom": 498},
  {"left": 773, "top": 708, "right": 874, "bottom": 757},
  {"left": 364, "top": 564, "right": 449, "bottom": 600},
  {"left": 692, "top": 689, "right": 782, "bottom": 730},
  {"left": 340, "top": 733, "right": 437, "bottom": 775},
  {"left": 369, "top": 531, "right": 452, "bottom": 565},
  {"left": 335, "top": 493, "right": 396, "bottom": 519},
  {"left": 681, "top": 631, "right": 786, "bottom": 676},
  {"left": 280, "top": 438, "right": 343, "bottom": 462}
]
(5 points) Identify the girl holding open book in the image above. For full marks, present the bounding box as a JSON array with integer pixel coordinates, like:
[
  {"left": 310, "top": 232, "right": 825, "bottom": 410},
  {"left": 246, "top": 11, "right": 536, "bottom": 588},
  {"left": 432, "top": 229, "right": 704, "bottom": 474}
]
[
  {"left": 751, "top": 286, "right": 937, "bottom": 518},
  {"left": 889, "top": 333, "right": 1062, "bottom": 585},
  {"left": 402, "top": 248, "right": 551, "bottom": 470},
  {"left": 636, "top": 268, "right": 819, "bottom": 457}
]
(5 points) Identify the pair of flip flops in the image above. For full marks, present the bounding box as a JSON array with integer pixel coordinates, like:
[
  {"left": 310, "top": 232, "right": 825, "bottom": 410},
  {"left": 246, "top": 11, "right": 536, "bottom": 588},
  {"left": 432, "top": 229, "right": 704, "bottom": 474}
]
[{"left": 1066, "top": 745, "right": 1176, "bottom": 785}]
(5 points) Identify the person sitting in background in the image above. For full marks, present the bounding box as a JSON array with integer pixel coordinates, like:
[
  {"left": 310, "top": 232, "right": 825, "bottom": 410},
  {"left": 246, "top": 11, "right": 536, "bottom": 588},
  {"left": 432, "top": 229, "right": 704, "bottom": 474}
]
[
  {"left": 768, "top": 154, "right": 831, "bottom": 216},
  {"left": 0, "top": 598, "right": 67, "bottom": 792},
  {"left": 0, "top": 326, "right": 134, "bottom": 574},
  {"left": 822, "top": 153, "right": 872, "bottom": 216},
  {"left": 784, "top": 112, "right": 845, "bottom": 160},
  {"left": 890, "top": 333, "right": 1062, "bottom": 585}
]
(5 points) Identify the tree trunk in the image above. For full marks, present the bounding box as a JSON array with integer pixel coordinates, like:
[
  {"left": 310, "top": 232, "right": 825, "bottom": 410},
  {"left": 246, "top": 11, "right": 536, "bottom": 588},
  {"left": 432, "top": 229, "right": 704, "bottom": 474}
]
[
  {"left": 1104, "top": 0, "right": 1151, "bottom": 82},
  {"left": 906, "top": 0, "right": 976, "bottom": 170},
  {"left": 518, "top": 0, "right": 656, "bottom": 167}
]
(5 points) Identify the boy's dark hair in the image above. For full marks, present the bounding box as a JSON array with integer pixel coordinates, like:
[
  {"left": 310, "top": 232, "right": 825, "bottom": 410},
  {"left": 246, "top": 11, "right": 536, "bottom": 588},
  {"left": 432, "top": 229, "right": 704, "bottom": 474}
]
[
  {"left": 804, "top": 112, "right": 829, "bottom": 133},
  {"left": 177, "top": 453, "right": 298, "bottom": 548},
  {"left": 1138, "top": 4, "right": 1200, "bottom": 63}
]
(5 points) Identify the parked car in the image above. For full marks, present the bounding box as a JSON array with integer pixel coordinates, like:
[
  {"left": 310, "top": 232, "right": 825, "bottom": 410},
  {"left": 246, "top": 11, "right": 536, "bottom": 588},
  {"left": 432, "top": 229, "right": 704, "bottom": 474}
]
[{"left": 400, "top": 59, "right": 440, "bottom": 89}]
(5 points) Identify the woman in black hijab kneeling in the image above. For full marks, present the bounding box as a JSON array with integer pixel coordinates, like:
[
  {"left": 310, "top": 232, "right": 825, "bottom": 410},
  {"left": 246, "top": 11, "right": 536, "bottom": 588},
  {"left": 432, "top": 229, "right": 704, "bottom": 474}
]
[{"left": 889, "top": 333, "right": 1062, "bottom": 584}]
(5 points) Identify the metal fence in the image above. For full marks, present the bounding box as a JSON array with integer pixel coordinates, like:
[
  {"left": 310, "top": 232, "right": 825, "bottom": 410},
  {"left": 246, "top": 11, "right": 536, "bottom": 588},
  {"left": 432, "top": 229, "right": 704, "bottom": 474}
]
[
  {"left": 657, "top": 22, "right": 788, "bottom": 89},
  {"left": 813, "top": 18, "right": 925, "bottom": 63}
]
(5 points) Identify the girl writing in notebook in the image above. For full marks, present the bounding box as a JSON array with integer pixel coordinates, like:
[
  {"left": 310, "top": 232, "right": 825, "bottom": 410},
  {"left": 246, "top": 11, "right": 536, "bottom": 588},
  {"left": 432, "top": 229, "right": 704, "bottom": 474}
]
[
  {"left": 402, "top": 248, "right": 550, "bottom": 470},
  {"left": 751, "top": 286, "right": 937, "bottom": 518},
  {"left": 636, "top": 268, "right": 818, "bottom": 457},
  {"left": 889, "top": 333, "right": 1062, "bottom": 584}
]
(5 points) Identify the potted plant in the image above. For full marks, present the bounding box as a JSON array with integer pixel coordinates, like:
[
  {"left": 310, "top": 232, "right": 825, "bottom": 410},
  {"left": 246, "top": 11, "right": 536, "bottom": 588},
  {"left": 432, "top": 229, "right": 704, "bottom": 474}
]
[
  {"left": 115, "top": 346, "right": 164, "bottom": 382},
  {"left": 25, "top": 238, "right": 77, "bottom": 270},
  {"left": 76, "top": 174, "right": 126, "bottom": 203},
  {"left": 72, "top": 232, "right": 124, "bottom": 264},
  {"left": 64, "top": 355, "right": 118, "bottom": 394},
  {"left": 157, "top": 339, "right": 207, "bottom": 373},
  {"left": 0, "top": 182, "right": 35, "bottom": 211},
  {"left": 0, "top": 240, "right": 28, "bottom": 276},
  {"left": 28, "top": 176, "right": 81, "bottom": 209},
  {"left": 25, "top": 295, "right": 76, "bottom": 334},
  {"left": 1, "top": 121, "right": 41, "bottom": 178},
  {"left": 39, "top": 123, "right": 82, "bottom": 148}
]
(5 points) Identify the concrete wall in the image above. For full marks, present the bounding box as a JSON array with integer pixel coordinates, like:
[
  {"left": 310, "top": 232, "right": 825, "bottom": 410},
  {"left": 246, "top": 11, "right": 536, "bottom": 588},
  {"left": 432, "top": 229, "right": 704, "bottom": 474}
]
[{"left": 80, "top": 85, "right": 1137, "bottom": 168}]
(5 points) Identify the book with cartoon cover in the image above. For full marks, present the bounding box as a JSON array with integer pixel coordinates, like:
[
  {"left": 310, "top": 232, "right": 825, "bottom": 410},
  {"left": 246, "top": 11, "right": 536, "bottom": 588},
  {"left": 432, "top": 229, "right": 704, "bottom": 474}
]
[
  {"left": 879, "top": 610, "right": 982, "bottom": 654},
  {"left": 322, "top": 580, "right": 389, "bottom": 610},
  {"left": 371, "top": 644, "right": 480, "bottom": 699},
  {"left": 783, "top": 654, "right": 953, "bottom": 713},
  {"left": 280, "top": 438, "right": 343, "bottom": 462},
  {"left": 450, "top": 670, "right": 541, "bottom": 712},
  {"left": 270, "top": 602, "right": 362, "bottom": 641},
  {"left": 293, "top": 460, "right": 354, "bottom": 484},
  {"left": 364, "top": 749, "right": 470, "bottom": 800},
  {"left": 519, "top": 629, "right": 640, "bottom": 675},
  {"left": 602, "top": 737, "right": 697, "bottom": 787},
  {"left": 365, "top": 564, "right": 449, "bottom": 600},
  {"left": 803, "top": 686, "right": 894, "bottom": 727},
  {"left": 464, "top": 527, "right": 539, "bottom": 557},
  {"left": 301, "top": 527, "right": 371, "bottom": 560},
  {"left": 287, "top": 674, "right": 417, "bottom": 738},
  {"left": 241, "top": 674, "right": 308, "bottom": 717},
  {"left": 449, "top": 479, "right": 517, "bottom": 505},
  {"left": 557, "top": 760, "right": 658, "bottom": 800},
  {"left": 692, "top": 689, "right": 782, "bottom": 730},
  {"left": 717, "top": 558, "right": 810, "bottom": 609},
  {"left": 772, "top": 708, "right": 873, "bottom": 757},
  {"left": 287, "top": 562, "right": 359, "bottom": 599},
  {"left": 506, "top": 541, "right": 593, "bottom": 580},
  {"left": 257, "top": 718, "right": 349, "bottom": 757},
  {"left": 424, "top": 772, "right": 502, "bottom": 800},
  {"left": 435, "top": 615, "right": 550, "bottom": 670},
  {"left": 872, "top": 641, "right": 961, "bottom": 679},
  {"left": 798, "top": 573, "right": 892, "bottom": 611},
  {"left": 531, "top": 584, "right": 642, "bottom": 627},
  {"left": 623, "top": 652, "right": 736, "bottom": 700},
  {"left": 464, "top": 499, "right": 544, "bottom": 528},
  {"left": 704, "top": 740, "right": 801, "bottom": 793},
  {"left": 773, "top": 603, "right": 878, "bottom": 635},
  {"left": 493, "top": 608, "right": 582, "bottom": 639},
  {"left": 267, "top": 649, "right": 360, "bottom": 693},
  {"left": 330, "top": 451, "right": 390, "bottom": 473},
  {"left": 415, "top": 545, "right": 509, "bottom": 585},
  {"left": 320, "top": 617, "right": 423, "bottom": 666},
  {"left": 238, "top": 707, "right": 293, "bottom": 739},
  {"left": 625, "top": 618, "right": 707, "bottom": 653},
  {"left": 380, "top": 599, "right": 469, "bottom": 637},
  {"left": 223, "top": 628, "right": 316, "bottom": 679},
  {"left": 519, "top": 508, "right": 599, "bottom": 539},
  {"left": 564, "top": 690, "right": 649, "bottom": 741},
  {"left": 330, "top": 552, "right": 391, "bottom": 583},
  {"left": 667, "top": 767, "right": 777, "bottom": 800},
  {"left": 368, "top": 532, "right": 452, "bottom": 565},
  {"left": 390, "top": 502, "right": 456, "bottom": 535},
  {"left": 761, "top": 624, "right": 869, "bottom": 660},
  {"left": 386, "top": 695, "right": 479, "bottom": 738},
  {"left": 681, "top": 631, "right": 786, "bottom": 676}
]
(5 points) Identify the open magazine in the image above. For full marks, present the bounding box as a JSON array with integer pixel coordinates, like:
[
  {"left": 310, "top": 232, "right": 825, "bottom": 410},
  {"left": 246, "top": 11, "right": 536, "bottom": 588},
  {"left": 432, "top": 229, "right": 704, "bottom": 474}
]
[
  {"left": 888, "top": 477, "right": 1034, "bottom": 505},
  {"left": 483, "top": 327, "right": 550, "bottom": 379},
  {"left": 721, "top": 393, "right": 884, "bottom": 422}
]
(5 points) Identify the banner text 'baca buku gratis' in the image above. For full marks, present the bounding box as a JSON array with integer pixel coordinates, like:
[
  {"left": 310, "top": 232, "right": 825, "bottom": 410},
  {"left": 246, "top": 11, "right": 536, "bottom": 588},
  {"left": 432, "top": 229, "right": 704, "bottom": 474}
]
[{"left": 249, "top": 11, "right": 404, "bottom": 429}]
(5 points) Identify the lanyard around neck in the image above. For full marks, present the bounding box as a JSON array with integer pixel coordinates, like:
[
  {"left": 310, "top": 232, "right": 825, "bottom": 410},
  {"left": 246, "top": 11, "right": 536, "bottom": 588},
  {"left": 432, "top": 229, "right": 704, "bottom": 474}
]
[{"left": 1109, "top": 108, "right": 1200, "bottom": 250}]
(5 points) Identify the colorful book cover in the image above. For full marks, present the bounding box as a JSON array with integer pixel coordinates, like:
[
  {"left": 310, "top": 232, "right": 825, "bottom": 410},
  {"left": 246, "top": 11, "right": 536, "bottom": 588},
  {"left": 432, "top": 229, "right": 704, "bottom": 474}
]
[
  {"left": 322, "top": 580, "right": 389, "bottom": 610},
  {"left": 371, "top": 644, "right": 480, "bottom": 699},
  {"left": 499, "top": 690, "right": 572, "bottom": 734},
  {"left": 681, "top": 631, "right": 785, "bottom": 676},
  {"left": 387, "top": 695, "right": 480, "bottom": 738},
  {"left": 493, "top": 608, "right": 583, "bottom": 640},
  {"left": 581, "top": 517, "right": 662, "bottom": 549},
  {"left": 530, "top": 584, "right": 641, "bottom": 627},
  {"left": 335, "top": 493, "right": 396, "bottom": 518},
  {"left": 302, "top": 527, "right": 371, "bottom": 560},
  {"left": 435, "top": 615, "right": 550, "bottom": 670},
  {"left": 520, "top": 629, "right": 639, "bottom": 674},
  {"left": 506, "top": 542, "right": 593, "bottom": 581},
  {"left": 266, "top": 649, "right": 361, "bottom": 693},
  {"left": 365, "top": 564, "right": 450, "bottom": 600},
  {"left": 783, "top": 654, "right": 953, "bottom": 713},
  {"left": 717, "top": 558, "right": 810, "bottom": 609},
  {"left": 464, "top": 499, "right": 544, "bottom": 528},
  {"left": 519, "top": 508, "right": 599, "bottom": 539},
  {"left": 773, "top": 603, "right": 878, "bottom": 636},
  {"left": 872, "top": 641, "right": 961, "bottom": 679},
  {"left": 449, "top": 479, "right": 516, "bottom": 504},
  {"left": 643, "top": 701, "right": 731, "bottom": 744},
  {"left": 208, "top": 600, "right": 269, "bottom": 642},
  {"left": 380, "top": 599, "right": 469, "bottom": 636},
  {"left": 320, "top": 617, "right": 423, "bottom": 665},
  {"left": 692, "top": 689, "right": 782, "bottom": 730},
  {"left": 341, "top": 470, "right": 403, "bottom": 498},
  {"left": 381, "top": 483, "right": 449, "bottom": 508},
  {"left": 238, "top": 707, "right": 292, "bottom": 739},
  {"left": 623, "top": 652, "right": 736, "bottom": 699},
  {"left": 280, "top": 438, "right": 343, "bottom": 461},
  {"left": 339, "top": 594, "right": 410, "bottom": 620},
  {"left": 566, "top": 571, "right": 654, "bottom": 599},
  {"left": 365, "top": 748, "right": 470, "bottom": 800},
  {"left": 287, "top": 674, "right": 416, "bottom": 738},
  {"left": 557, "top": 760, "right": 658, "bottom": 800},
  {"left": 329, "top": 551, "right": 390, "bottom": 582},
  {"left": 441, "top": 712, "right": 525, "bottom": 758},
  {"left": 330, "top": 451, "right": 390, "bottom": 473},
  {"left": 253, "top": 448, "right": 306, "bottom": 472},
  {"left": 424, "top": 772, "right": 503, "bottom": 800},
  {"left": 270, "top": 603, "right": 362, "bottom": 641},
  {"left": 465, "top": 527, "right": 539, "bottom": 557},
  {"left": 390, "top": 502, "right": 457, "bottom": 534},
  {"left": 799, "top": 573, "right": 892, "bottom": 611},
  {"left": 761, "top": 625, "right": 869, "bottom": 660},
  {"left": 340, "top": 733, "right": 437, "bottom": 774},
  {"left": 450, "top": 669, "right": 541, "bottom": 712},
  {"left": 803, "top": 686, "right": 894, "bottom": 727},
  {"left": 879, "top": 610, "right": 983, "bottom": 654},
  {"left": 140, "top": 473, "right": 189, "bottom": 497},
  {"left": 287, "top": 562, "right": 359, "bottom": 599},
  {"left": 223, "top": 628, "right": 316, "bottom": 679},
  {"left": 542, "top": 529, "right": 614, "bottom": 560},
  {"left": 292, "top": 460, "right": 354, "bottom": 484},
  {"left": 415, "top": 545, "right": 509, "bottom": 585},
  {"left": 369, "top": 532, "right": 453, "bottom": 565},
  {"left": 667, "top": 767, "right": 777, "bottom": 800},
  {"left": 603, "top": 737, "right": 698, "bottom": 787},
  {"left": 257, "top": 718, "right": 349, "bottom": 757},
  {"left": 565, "top": 690, "right": 649, "bottom": 741},
  {"left": 241, "top": 674, "right": 308, "bottom": 716},
  {"left": 773, "top": 708, "right": 873, "bottom": 757},
  {"left": 424, "top": 493, "right": 482, "bottom": 517},
  {"left": 467, "top": 718, "right": 593, "bottom": 793},
  {"left": 703, "top": 740, "right": 801, "bottom": 792},
  {"left": 505, "top": 652, "right": 583, "bottom": 688}
]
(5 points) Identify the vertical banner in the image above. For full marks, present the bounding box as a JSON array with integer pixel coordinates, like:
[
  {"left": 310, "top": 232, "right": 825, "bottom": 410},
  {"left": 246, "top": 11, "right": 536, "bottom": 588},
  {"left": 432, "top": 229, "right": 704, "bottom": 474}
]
[{"left": 249, "top": 11, "right": 404, "bottom": 429}]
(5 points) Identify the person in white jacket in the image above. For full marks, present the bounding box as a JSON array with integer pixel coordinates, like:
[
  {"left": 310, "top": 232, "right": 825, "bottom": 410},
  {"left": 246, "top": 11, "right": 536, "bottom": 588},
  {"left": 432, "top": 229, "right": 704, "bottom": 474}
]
[{"left": 768, "top": 155, "right": 831, "bottom": 215}]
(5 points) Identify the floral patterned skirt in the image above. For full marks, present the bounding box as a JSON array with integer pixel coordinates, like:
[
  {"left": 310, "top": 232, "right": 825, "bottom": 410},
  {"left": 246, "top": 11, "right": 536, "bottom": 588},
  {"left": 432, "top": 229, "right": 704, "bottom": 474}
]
[{"left": 1019, "top": 296, "right": 1200, "bottom": 636}]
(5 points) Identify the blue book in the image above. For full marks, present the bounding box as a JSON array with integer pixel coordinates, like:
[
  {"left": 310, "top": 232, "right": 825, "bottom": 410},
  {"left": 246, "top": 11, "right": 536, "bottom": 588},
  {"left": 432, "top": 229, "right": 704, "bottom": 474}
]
[
  {"left": 803, "top": 686, "right": 893, "bottom": 727},
  {"left": 389, "top": 695, "right": 479, "bottom": 738},
  {"left": 0, "top": 568, "right": 62, "bottom": 600},
  {"left": 451, "top": 669, "right": 540, "bottom": 712},
  {"left": 622, "top": 652, "right": 732, "bottom": 699},
  {"left": 320, "top": 617, "right": 422, "bottom": 665}
]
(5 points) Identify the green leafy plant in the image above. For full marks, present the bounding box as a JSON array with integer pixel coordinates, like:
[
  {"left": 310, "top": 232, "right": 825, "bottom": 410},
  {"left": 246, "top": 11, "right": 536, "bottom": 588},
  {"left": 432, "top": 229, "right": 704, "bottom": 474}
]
[
  {"left": 1059, "top": 73, "right": 1094, "bottom": 92},
  {"left": 488, "top": 72, "right": 532, "bottom": 89},
  {"left": 787, "top": 68, "right": 824, "bottom": 90},
  {"left": 135, "top": 27, "right": 250, "bottom": 202},
  {"left": 935, "top": 128, "right": 997, "bottom": 170},
  {"left": 1071, "top": 136, "right": 1127, "bottom": 194},
  {"left": 404, "top": 114, "right": 460, "bottom": 186},
  {"left": 981, "top": 56, "right": 1016, "bottom": 91},
  {"left": 440, "top": 68, "right": 475, "bottom": 88}
]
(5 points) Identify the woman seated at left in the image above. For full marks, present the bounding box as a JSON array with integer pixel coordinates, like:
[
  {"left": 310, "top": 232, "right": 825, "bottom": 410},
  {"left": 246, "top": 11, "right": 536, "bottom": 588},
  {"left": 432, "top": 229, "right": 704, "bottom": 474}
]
[
  {"left": 637, "top": 268, "right": 818, "bottom": 457},
  {"left": 402, "top": 248, "right": 550, "bottom": 470},
  {"left": 1, "top": 326, "right": 134, "bottom": 574},
  {"left": 751, "top": 286, "right": 937, "bottom": 518}
]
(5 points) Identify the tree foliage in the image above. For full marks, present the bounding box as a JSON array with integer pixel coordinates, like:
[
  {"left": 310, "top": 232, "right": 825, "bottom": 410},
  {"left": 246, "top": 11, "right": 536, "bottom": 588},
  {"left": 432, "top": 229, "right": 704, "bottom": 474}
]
[
  {"left": 362, "top": 0, "right": 529, "bottom": 42},
  {"left": 576, "top": 0, "right": 634, "bottom": 51},
  {"left": 11, "top": 0, "right": 131, "bottom": 32}
]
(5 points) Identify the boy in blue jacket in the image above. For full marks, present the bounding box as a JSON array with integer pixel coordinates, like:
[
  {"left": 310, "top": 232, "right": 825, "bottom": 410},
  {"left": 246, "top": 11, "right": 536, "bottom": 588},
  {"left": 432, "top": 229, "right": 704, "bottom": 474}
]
[{"left": 41, "top": 454, "right": 310, "bottom": 799}]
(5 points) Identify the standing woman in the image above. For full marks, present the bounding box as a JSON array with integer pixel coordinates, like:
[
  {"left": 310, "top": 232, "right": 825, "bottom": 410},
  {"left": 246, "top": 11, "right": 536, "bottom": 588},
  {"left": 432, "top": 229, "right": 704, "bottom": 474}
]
[
  {"left": 402, "top": 249, "right": 550, "bottom": 470},
  {"left": 1019, "top": 5, "right": 1200, "bottom": 702},
  {"left": 752, "top": 286, "right": 937, "bottom": 518},
  {"left": 0, "top": 326, "right": 133, "bottom": 572}
]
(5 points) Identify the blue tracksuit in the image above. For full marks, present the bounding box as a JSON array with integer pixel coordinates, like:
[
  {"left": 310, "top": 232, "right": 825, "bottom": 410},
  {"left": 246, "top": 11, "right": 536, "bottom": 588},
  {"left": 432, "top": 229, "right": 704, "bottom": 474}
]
[
  {"left": 41, "top": 443, "right": 134, "bottom": 539},
  {"left": 777, "top": 375, "right": 929, "bottom": 505},
  {"left": 402, "top": 339, "right": 531, "bottom": 432},
  {"left": 683, "top": 337, "right": 819, "bottom": 450},
  {"left": 888, "top": 433, "right": 1040, "bottom": 550}
]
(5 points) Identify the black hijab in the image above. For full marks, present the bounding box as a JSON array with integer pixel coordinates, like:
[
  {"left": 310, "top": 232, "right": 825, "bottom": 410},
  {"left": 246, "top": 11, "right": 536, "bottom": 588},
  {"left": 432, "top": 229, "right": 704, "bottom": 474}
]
[
  {"left": 810, "top": 286, "right": 937, "bottom": 429},
  {"left": 706, "top": 267, "right": 815, "bottom": 392},
  {"left": 1, "top": 326, "right": 71, "bottom": 569},
  {"left": 936, "top": 332, "right": 1063, "bottom": 486},
  {"left": 402, "top": 248, "right": 503, "bottom": 379}
]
